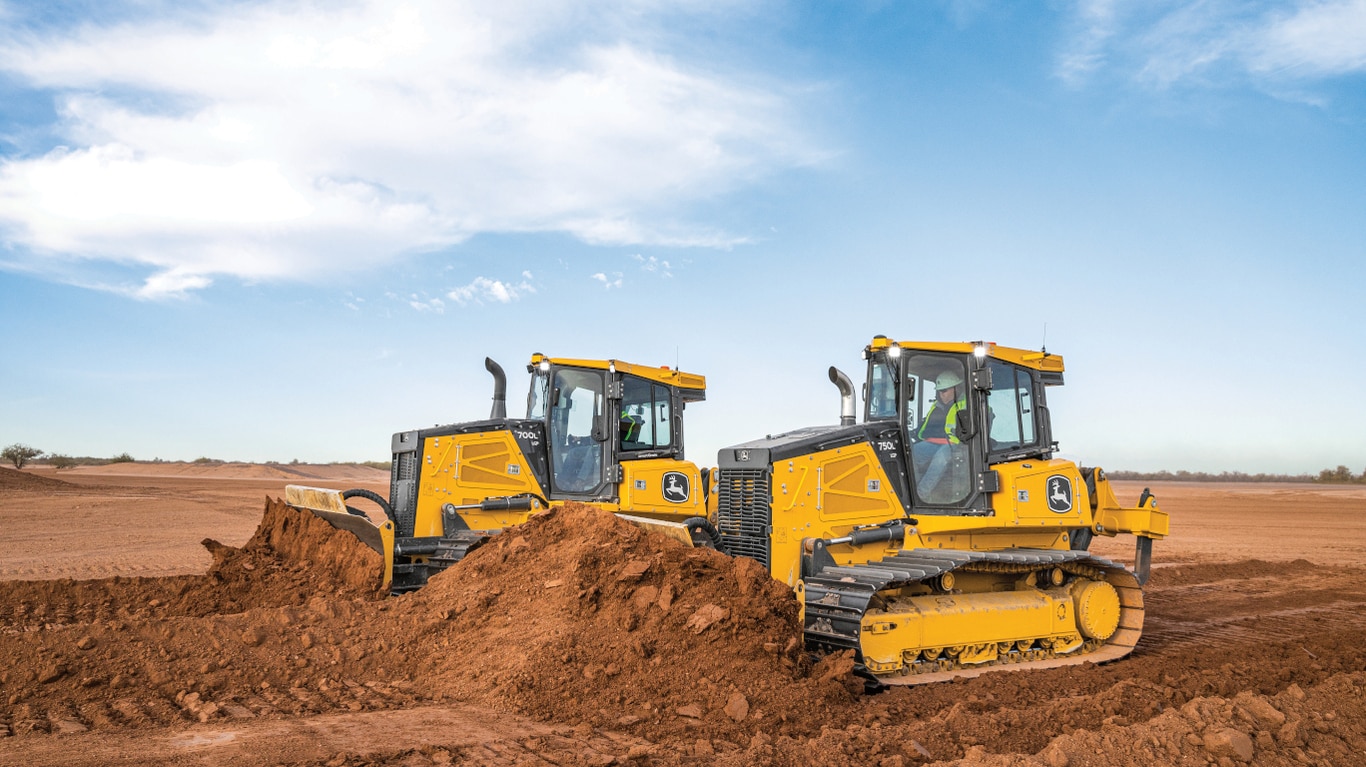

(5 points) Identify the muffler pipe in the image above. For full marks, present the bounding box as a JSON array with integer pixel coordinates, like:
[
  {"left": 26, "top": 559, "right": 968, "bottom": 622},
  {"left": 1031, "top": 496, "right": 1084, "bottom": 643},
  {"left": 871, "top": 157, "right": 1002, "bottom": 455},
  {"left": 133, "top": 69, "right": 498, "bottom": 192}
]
[
  {"left": 486, "top": 357, "right": 507, "bottom": 419},
  {"left": 828, "top": 366, "right": 856, "bottom": 426}
]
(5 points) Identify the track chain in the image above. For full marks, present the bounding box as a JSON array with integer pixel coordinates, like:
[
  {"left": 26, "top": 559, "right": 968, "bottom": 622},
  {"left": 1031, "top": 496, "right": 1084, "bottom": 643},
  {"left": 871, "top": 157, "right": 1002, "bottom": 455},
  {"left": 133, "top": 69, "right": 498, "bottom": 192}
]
[{"left": 802, "top": 547, "right": 1135, "bottom": 681}]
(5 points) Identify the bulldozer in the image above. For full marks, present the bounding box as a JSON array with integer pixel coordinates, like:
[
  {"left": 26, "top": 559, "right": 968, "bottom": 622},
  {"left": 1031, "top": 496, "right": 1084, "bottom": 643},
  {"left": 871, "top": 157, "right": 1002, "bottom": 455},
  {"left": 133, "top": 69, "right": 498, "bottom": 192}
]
[
  {"left": 708, "top": 336, "right": 1169, "bottom": 686},
  {"left": 286, "top": 354, "right": 711, "bottom": 594}
]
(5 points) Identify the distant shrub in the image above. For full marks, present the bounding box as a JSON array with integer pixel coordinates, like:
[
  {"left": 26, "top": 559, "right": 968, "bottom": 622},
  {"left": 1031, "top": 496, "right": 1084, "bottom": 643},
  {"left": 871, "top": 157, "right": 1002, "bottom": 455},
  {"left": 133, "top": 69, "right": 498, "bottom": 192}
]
[
  {"left": 1316, "top": 465, "right": 1365, "bottom": 484},
  {"left": 192, "top": 456, "right": 222, "bottom": 464},
  {"left": 48, "top": 454, "right": 78, "bottom": 470},
  {"left": 109, "top": 452, "right": 135, "bottom": 464},
  {"left": 2, "top": 443, "right": 43, "bottom": 469}
]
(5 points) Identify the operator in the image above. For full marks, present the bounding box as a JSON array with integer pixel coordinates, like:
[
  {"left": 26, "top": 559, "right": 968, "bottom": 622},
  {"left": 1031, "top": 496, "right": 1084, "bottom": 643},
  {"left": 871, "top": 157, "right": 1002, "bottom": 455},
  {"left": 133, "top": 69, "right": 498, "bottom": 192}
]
[
  {"left": 912, "top": 370, "right": 967, "bottom": 502},
  {"left": 620, "top": 408, "right": 647, "bottom": 450}
]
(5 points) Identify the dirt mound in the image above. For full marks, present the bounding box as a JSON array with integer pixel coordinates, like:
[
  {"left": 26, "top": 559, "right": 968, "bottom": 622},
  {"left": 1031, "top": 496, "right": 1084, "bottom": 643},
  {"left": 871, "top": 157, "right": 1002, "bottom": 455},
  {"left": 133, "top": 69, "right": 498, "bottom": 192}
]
[
  {"left": 941, "top": 671, "right": 1366, "bottom": 767},
  {"left": 388, "top": 502, "right": 856, "bottom": 739},
  {"left": 184, "top": 497, "right": 386, "bottom": 612},
  {"left": 0, "top": 499, "right": 398, "bottom": 736},
  {"left": 0, "top": 467, "right": 73, "bottom": 492},
  {"left": 5, "top": 498, "right": 394, "bottom": 620}
]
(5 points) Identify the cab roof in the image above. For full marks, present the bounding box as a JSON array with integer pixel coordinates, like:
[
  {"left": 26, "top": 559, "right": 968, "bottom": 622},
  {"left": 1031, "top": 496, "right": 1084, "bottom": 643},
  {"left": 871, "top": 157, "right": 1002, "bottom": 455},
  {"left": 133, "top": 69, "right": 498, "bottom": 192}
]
[
  {"left": 866, "top": 336, "right": 1065, "bottom": 374},
  {"left": 529, "top": 354, "right": 707, "bottom": 399}
]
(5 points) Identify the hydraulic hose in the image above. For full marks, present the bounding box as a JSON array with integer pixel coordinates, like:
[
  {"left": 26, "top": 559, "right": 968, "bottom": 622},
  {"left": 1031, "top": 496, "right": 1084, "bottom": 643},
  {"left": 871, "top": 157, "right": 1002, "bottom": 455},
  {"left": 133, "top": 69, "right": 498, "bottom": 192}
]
[{"left": 341, "top": 488, "right": 398, "bottom": 525}]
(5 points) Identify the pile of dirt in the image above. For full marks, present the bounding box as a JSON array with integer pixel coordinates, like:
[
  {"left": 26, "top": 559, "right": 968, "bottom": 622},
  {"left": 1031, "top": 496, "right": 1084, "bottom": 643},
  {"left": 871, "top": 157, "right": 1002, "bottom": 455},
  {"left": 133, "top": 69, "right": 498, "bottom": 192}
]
[
  {"left": 0, "top": 467, "right": 73, "bottom": 492},
  {"left": 183, "top": 497, "right": 387, "bottom": 613},
  {"left": 388, "top": 503, "right": 858, "bottom": 739},
  {"left": 0, "top": 500, "right": 406, "bottom": 737},
  {"left": 939, "top": 671, "right": 1366, "bottom": 767},
  {"left": 0, "top": 500, "right": 382, "bottom": 632}
]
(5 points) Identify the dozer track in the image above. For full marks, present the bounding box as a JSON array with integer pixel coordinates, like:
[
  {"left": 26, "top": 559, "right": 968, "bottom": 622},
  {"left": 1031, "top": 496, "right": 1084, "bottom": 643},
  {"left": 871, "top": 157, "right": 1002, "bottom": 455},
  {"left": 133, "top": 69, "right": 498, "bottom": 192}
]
[
  {"left": 802, "top": 548, "right": 1143, "bottom": 686},
  {"left": 390, "top": 531, "right": 492, "bottom": 595}
]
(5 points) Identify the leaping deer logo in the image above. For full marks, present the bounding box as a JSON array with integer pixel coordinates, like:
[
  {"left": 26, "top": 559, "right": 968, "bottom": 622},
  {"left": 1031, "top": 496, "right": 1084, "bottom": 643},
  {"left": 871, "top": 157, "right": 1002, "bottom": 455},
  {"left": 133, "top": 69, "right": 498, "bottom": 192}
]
[
  {"left": 1047, "top": 475, "right": 1072, "bottom": 513},
  {"left": 663, "top": 471, "right": 690, "bottom": 503}
]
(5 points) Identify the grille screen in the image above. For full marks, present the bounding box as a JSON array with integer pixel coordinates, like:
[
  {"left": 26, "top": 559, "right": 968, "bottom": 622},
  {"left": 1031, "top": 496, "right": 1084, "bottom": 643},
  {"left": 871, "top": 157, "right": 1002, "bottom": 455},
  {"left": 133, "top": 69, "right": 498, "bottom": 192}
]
[
  {"left": 716, "top": 468, "right": 772, "bottom": 568},
  {"left": 394, "top": 451, "right": 416, "bottom": 482},
  {"left": 390, "top": 451, "right": 418, "bottom": 536}
]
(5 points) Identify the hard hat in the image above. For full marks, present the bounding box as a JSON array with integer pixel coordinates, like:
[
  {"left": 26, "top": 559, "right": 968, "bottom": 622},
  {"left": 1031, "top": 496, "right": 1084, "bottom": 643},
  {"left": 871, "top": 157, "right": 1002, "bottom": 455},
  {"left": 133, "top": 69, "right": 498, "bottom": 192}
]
[{"left": 935, "top": 371, "right": 963, "bottom": 390}]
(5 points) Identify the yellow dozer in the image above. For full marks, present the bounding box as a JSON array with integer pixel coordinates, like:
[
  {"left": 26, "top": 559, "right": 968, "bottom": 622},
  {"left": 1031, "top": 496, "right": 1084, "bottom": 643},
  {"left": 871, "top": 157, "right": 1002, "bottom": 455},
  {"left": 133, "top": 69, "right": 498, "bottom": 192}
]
[
  {"left": 708, "top": 337, "right": 1168, "bottom": 687},
  {"left": 287, "top": 354, "right": 710, "bottom": 594}
]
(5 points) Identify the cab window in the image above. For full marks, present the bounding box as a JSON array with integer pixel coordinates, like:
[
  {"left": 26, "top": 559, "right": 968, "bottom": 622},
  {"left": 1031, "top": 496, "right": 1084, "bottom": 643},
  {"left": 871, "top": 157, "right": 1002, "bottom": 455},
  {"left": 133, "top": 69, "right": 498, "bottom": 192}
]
[
  {"left": 549, "top": 368, "right": 604, "bottom": 493},
  {"left": 620, "top": 375, "right": 673, "bottom": 452},
  {"left": 903, "top": 353, "right": 972, "bottom": 506},
  {"left": 986, "top": 361, "right": 1037, "bottom": 452},
  {"left": 527, "top": 369, "right": 550, "bottom": 419},
  {"left": 866, "top": 357, "right": 898, "bottom": 421}
]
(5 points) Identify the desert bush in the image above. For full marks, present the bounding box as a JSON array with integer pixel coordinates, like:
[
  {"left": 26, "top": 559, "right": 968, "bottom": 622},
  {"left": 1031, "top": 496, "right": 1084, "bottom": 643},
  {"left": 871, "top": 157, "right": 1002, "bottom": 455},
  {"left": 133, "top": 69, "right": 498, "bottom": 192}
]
[
  {"left": 48, "top": 454, "right": 78, "bottom": 470},
  {"left": 1318, "top": 465, "right": 1356, "bottom": 483},
  {"left": 2, "top": 443, "right": 43, "bottom": 469},
  {"left": 108, "top": 452, "right": 135, "bottom": 464}
]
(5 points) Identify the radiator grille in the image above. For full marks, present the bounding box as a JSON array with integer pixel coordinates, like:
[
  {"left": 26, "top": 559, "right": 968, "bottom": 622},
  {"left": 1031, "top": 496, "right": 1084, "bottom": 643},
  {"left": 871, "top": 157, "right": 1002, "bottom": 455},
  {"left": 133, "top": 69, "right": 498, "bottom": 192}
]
[
  {"left": 394, "top": 450, "right": 417, "bottom": 482},
  {"left": 715, "top": 468, "right": 772, "bottom": 569},
  {"left": 390, "top": 450, "right": 418, "bottom": 536}
]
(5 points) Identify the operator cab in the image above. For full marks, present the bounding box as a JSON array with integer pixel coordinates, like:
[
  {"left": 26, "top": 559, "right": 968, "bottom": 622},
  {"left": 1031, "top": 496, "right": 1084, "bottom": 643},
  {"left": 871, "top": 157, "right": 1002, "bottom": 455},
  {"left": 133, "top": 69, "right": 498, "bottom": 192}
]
[
  {"left": 526, "top": 354, "right": 705, "bottom": 499},
  {"left": 863, "top": 337, "right": 1060, "bottom": 511}
]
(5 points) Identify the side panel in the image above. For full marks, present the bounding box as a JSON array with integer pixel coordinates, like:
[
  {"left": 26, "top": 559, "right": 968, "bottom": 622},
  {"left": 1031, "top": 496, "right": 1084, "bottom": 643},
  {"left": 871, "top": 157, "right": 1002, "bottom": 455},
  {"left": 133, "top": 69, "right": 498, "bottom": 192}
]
[
  {"left": 416, "top": 430, "right": 547, "bottom": 534},
  {"left": 769, "top": 442, "right": 904, "bottom": 586},
  {"left": 771, "top": 443, "right": 902, "bottom": 523},
  {"left": 617, "top": 458, "right": 706, "bottom": 521},
  {"left": 989, "top": 459, "right": 1088, "bottom": 531}
]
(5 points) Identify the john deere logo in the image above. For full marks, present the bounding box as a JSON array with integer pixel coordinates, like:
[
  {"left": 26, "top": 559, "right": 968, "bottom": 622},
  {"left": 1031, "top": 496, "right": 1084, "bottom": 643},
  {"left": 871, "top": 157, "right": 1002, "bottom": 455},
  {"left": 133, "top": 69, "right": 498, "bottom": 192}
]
[
  {"left": 1046, "top": 475, "right": 1073, "bottom": 513},
  {"left": 662, "top": 472, "right": 690, "bottom": 503}
]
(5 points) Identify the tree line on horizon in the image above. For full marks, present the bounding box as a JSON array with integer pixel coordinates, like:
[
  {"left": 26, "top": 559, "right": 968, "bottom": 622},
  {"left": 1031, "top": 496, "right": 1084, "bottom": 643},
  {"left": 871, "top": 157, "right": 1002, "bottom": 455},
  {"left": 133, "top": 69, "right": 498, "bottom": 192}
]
[
  {"left": 5, "top": 441, "right": 1361, "bottom": 484},
  {"left": 1, "top": 444, "right": 388, "bottom": 471},
  {"left": 1101, "top": 467, "right": 1366, "bottom": 484}
]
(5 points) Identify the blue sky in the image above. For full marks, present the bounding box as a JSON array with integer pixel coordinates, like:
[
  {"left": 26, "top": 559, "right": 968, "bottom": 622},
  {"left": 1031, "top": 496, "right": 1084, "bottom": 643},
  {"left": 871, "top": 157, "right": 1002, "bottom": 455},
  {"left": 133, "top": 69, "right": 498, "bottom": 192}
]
[{"left": 1, "top": 0, "right": 1363, "bottom": 474}]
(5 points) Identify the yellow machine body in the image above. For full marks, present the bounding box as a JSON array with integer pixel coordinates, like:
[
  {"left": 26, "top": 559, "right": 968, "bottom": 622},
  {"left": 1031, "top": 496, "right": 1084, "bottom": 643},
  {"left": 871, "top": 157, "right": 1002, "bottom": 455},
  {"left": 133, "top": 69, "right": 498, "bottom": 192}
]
[
  {"left": 288, "top": 354, "right": 711, "bottom": 594},
  {"left": 408, "top": 430, "right": 709, "bottom": 533},
  {"left": 714, "top": 338, "right": 1169, "bottom": 685}
]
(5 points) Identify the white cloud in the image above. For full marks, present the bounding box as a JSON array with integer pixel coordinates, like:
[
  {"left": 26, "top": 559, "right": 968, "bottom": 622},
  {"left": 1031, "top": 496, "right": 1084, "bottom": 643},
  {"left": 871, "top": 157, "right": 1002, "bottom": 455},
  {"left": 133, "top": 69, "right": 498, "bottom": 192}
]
[
  {"left": 1057, "top": 0, "right": 1366, "bottom": 90},
  {"left": 591, "top": 271, "right": 623, "bottom": 289},
  {"left": 447, "top": 275, "right": 535, "bottom": 306},
  {"left": 1251, "top": 0, "right": 1366, "bottom": 75},
  {"left": 409, "top": 295, "right": 445, "bottom": 314},
  {"left": 1056, "top": 0, "right": 1123, "bottom": 86},
  {"left": 632, "top": 253, "right": 673, "bottom": 277},
  {"left": 0, "top": 1, "right": 819, "bottom": 298}
]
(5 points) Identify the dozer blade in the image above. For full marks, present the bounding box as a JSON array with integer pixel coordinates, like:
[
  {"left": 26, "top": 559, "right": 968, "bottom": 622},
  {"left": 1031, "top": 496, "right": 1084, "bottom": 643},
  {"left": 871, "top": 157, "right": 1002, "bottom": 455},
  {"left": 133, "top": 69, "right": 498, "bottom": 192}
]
[
  {"left": 285, "top": 485, "right": 396, "bottom": 594},
  {"left": 613, "top": 514, "right": 696, "bottom": 547}
]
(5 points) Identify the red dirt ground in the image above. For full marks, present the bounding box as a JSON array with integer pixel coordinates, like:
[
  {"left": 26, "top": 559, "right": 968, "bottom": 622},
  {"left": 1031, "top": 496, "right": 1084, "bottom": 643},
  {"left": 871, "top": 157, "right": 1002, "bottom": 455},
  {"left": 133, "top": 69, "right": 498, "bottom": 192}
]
[{"left": 2, "top": 466, "right": 1365, "bottom": 766}]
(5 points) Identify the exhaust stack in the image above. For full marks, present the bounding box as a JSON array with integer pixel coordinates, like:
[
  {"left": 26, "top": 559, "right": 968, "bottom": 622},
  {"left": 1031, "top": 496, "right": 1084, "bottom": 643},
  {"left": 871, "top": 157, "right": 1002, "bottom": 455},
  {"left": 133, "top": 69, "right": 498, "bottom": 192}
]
[
  {"left": 828, "top": 366, "right": 857, "bottom": 426},
  {"left": 485, "top": 357, "right": 507, "bottom": 419}
]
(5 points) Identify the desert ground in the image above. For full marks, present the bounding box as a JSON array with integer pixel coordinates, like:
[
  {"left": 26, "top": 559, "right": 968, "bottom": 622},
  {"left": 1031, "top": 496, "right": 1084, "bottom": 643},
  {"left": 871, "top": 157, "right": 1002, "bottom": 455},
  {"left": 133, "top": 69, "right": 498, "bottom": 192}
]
[{"left": 2, "top": 463, "right": 1364, "bottom": 766}]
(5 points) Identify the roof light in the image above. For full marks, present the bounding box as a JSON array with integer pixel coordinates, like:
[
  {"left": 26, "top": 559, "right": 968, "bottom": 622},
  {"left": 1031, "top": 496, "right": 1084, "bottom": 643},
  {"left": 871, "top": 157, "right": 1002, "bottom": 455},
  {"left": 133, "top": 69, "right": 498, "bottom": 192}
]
[
  {"left": 538, "top": 360, "right": 551, "bottom": 372},
  {"left": 888, "top": 345, "right": 901, "bottom": 359}
]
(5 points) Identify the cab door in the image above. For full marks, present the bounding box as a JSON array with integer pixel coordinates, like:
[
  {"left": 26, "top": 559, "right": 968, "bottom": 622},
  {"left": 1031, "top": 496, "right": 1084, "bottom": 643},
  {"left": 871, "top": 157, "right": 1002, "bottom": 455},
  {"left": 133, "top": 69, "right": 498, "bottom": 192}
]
[{"left": 547, "top": 368, "right": 606, "bottom": 495}]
